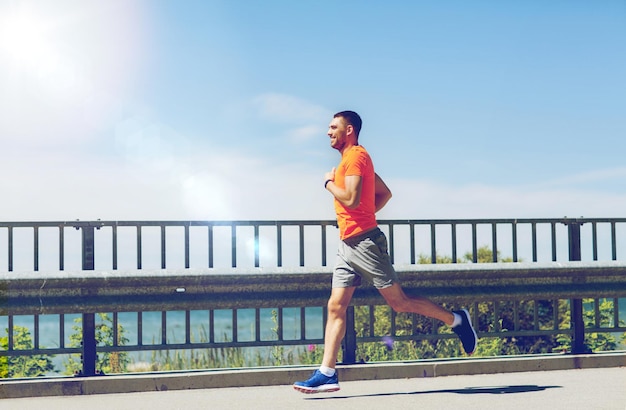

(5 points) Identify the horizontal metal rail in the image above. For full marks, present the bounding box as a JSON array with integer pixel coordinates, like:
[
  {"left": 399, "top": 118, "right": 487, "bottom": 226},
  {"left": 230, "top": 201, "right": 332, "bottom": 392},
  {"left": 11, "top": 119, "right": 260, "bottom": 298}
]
[{"left": 4, "top": 262, "right": 626, "bottom": 314}]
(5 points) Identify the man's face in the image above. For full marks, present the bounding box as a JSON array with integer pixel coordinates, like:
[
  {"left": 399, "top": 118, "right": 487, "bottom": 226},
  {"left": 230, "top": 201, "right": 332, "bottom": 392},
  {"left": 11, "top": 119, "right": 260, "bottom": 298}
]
[{"left": 327, "top": 116, "right": 348, "bottom": 151}]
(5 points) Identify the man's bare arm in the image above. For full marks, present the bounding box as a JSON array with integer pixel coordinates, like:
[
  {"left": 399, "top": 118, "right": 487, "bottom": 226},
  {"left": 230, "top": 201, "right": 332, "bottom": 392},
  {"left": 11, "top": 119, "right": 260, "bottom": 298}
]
[
  {"left": 374, "top": 173, "right": 392, "bottom": 212},
  {"left": 325, "top": 168, "right": 362, "bottom": 209}
]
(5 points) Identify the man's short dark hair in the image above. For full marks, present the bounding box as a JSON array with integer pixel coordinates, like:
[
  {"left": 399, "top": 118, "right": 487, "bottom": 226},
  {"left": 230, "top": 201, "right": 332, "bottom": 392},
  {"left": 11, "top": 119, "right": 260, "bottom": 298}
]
[{"left": 334, "top": 111, "right": 362, "bottom": 138}]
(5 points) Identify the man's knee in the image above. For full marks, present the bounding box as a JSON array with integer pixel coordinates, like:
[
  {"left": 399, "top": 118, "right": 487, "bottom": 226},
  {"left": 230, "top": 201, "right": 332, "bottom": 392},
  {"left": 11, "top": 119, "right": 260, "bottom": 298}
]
[
  {"left": 387, "top": 299, "right": 409, "bottom": 313},
  {"left": 380, "top": 284, "right": 410, "bottom": 312},
  {"left": 327, "top": 296, "right": 349, "bottom": 316}
]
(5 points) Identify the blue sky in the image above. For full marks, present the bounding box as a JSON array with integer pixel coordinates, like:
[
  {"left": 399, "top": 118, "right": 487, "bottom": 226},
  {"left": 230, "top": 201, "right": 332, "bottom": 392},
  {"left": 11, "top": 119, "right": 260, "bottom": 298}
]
[{"left": 1, "top": 0, "right": 625, "bottom": 221}]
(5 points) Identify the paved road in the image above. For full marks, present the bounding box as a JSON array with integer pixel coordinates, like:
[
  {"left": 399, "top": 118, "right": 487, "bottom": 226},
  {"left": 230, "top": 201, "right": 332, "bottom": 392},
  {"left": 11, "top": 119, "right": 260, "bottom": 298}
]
[{"left": 3, "top": 367, "right": 625, "bottom": 410}]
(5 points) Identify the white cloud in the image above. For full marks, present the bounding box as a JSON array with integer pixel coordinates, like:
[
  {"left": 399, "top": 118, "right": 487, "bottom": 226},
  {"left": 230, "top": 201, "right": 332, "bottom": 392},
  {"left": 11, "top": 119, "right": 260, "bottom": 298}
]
[
  {"left": 381, "top": 178, "right": 626, "bottom": 220},
  {"left": 251, "top": 93, "right": 331, "bottom": 143},
  {"left": 287, "top": 124, "right": 322, "bottom": 143},
  {"left": 252, "top": 93, "right": 330, "bottom": 124},
  {"left": 4, "top": 132, "right": 624, "bottom": 223},
  {"left": 0, "top": 147, "right": 329, "bottom": 222},
  {"left": 3, "top": 94, "right": 624, "bottom": 222},
  {"left": 533, "top": 167, "right": 626, "bottom": 189}
]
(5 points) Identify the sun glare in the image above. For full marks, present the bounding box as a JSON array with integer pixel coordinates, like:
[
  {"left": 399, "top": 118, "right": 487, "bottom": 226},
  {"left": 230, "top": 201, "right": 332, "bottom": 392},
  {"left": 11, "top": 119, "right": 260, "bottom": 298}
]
[
  {"left": 0, "top": 7, "right": 55, "bottom": 69},
  {"left": 0, "top": 1, "right": 151, "bottom": 145}
]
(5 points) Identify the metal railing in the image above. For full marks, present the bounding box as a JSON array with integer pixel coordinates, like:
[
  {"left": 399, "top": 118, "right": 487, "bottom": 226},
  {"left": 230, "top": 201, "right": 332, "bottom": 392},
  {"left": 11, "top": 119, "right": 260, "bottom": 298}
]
[
  {"left": 2, "top": 218, "right": 626, "bottom": 377},
  {"left": 2, "top": 217, "right": 626, "bottom": 270}
]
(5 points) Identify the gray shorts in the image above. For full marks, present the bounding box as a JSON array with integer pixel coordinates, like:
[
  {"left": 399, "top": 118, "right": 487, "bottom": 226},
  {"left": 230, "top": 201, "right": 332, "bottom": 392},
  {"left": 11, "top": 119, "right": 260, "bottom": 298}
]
[{"left": 332, "top": 227, "right": 399, "bottom": 289}]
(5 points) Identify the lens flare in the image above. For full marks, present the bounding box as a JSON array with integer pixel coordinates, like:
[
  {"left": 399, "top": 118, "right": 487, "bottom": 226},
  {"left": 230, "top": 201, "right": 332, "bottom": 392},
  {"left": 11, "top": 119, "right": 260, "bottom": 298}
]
[{"left": 382, "top": 336, "right": 394, "bottom": 351}]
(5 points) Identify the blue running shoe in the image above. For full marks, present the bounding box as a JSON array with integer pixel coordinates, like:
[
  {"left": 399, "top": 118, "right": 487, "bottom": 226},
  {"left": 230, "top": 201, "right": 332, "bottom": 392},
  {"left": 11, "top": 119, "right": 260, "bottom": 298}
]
[
  {"left": 453, "top": 309, "right": 478, "bottom": 355},
  {"left": 293, "top": 370, "right": 340, "bottom": 394}
]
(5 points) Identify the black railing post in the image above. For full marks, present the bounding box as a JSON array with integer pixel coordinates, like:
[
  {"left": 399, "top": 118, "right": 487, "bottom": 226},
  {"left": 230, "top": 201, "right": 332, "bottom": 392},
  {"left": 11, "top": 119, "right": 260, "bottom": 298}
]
[
  {"left": 80, "top": 224, "right": 97, "bottom": 376},
  {"left": 342, "top": 306, "right": 357, "bottom": 364},
  {"left": 566, "top": 219, "right": 588, "bottom": 354}
]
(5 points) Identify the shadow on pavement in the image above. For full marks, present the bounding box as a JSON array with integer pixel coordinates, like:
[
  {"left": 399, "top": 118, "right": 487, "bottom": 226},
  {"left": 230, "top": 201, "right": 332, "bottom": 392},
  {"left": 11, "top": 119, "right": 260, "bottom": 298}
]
[{"left": 305, "top": 384, "right": 562, "bottom": 400}]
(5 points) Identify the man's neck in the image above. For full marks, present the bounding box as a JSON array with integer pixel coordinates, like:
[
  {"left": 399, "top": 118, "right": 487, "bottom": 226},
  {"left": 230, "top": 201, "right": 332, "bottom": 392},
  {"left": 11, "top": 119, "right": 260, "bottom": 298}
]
[{"left": 340, "top": 142, "right": 358, "bottom": 156}]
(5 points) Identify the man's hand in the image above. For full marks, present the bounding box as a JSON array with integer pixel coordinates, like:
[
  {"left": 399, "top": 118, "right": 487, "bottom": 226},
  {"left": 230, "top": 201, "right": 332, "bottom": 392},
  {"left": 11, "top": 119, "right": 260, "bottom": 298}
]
[{"left": 324, "top": 167, "right": 336, "bottom": 183}]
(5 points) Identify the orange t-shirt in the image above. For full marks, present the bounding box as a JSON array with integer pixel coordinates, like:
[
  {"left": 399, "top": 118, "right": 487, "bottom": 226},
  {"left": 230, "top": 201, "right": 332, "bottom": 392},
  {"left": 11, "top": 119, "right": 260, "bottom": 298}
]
[{"left": 333, "top": 145, "right": 378, "bottom": 240}]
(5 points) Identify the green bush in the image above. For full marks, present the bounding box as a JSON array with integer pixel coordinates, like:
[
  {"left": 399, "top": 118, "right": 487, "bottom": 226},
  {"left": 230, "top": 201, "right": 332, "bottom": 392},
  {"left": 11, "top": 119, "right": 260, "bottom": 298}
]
[
  {"left": 64, "top": 313, "right": 130, "bottom": 375},
  {"left": 1, "top": 325, "right": 54, "bottom": 378}
]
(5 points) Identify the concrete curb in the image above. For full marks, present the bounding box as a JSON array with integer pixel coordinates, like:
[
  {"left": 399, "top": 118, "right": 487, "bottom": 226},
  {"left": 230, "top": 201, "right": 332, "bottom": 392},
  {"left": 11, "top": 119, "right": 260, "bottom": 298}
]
[{"left": 1, "top": 352, "right": 625, "bottom": 399}]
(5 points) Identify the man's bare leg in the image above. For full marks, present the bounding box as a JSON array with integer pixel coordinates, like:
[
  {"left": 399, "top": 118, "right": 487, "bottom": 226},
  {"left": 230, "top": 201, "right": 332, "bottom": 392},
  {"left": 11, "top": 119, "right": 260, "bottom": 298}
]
[
  {"left": 293, "top": 286, "right": 355, "bottom": 393},
  {"left": 379, "top": 283, "right": 477, "bottom": 354},
  {"left": 321, "top": 286, "right": 356, "bottom": 368},
  {"left": 379, "top": 283, "right": 454, "bottom": 324}
]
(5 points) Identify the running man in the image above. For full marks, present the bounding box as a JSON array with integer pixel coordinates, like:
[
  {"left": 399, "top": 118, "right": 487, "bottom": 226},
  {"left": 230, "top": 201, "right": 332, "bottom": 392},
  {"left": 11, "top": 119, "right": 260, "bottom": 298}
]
[{"left": 293, "top": 110, "right": 477, "bottom": 394}]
